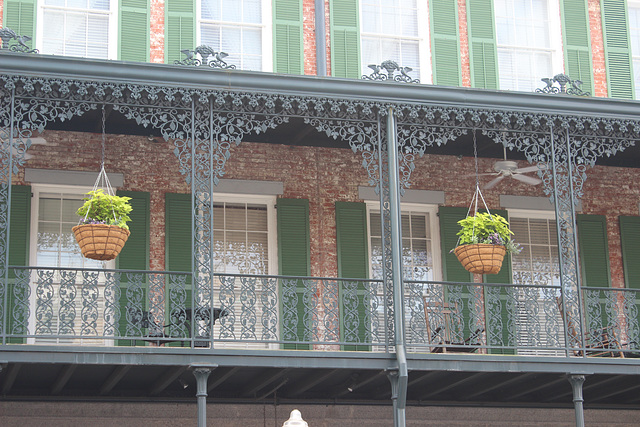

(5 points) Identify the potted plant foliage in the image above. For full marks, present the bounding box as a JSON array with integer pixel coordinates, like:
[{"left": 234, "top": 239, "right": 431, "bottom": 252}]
[
  {"left": 72, "top": 189, "right": 133, "bottom": 261},
  {"left": 453, "top": 212, "right": 520, "bottom": 275}
]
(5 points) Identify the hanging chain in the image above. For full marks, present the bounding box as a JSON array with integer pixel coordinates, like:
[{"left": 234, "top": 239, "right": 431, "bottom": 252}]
[
  {"left": 101, "top": 104, "right": 106, "bottom": 170},
  {"left": 473, "top": 128, "right": 480, "bottom": 190}
]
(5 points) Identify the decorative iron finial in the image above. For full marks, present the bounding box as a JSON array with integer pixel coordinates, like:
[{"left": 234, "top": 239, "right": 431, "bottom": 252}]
[
  {"left": 174, "top": 45, "right": 236, "bottom": 69},
  {"left": 362, "top": 60, "right": 420, "bottom": 84},
  {"left": 535, "top": 73, "right": 590, "bottom": 96},
  {"left": 0, "top": 28, "right": 39, "bottom": 53}
]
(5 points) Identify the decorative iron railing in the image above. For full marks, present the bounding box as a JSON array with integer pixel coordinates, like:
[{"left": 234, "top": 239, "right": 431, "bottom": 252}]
[{"left": 1, "top": 267, "right": 638, "bottom": 357}]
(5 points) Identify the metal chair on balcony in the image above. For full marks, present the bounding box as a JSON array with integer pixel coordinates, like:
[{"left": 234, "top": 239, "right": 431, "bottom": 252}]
[
  {"left": 556, "top": 297, "right": 626, "bottom": 357},
  {"left": 423, "top": 298, "right": 483, "bottom": 353}
]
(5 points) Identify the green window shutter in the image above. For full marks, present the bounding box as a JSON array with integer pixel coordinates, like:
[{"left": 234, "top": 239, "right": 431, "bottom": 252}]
[
  {"left": 335, "top": 201, "right": 368, "bottom": 351},
  {"left": 335, "top": 201, "right": 368, "bottom": 279},
  {"left": 430, "top": 0, "right": 461, "bottom": 86},
  {"left": 486, "top": 209, "right": 511, "bottom": 283},
  {"left": 277, "top": 198, "right": 310, "bottom": 276},
  {"left": 165, "top": 193, "right": 192, "bottom": 273},
  {"left": 273, "top": 0, "right": 303, "bottom": 74},
  {"left": 330, "top": 0, "right": 360, "bottom": 79},
  {"left": 119, "top": 0, "right": 150, "bottom": 62},
  {"left": 4, "top": 0, "right": 36, "bottom": 49},
  {"left": 601, "top": 0, "right": 634, "bottom": 99},
  {"left": 485, "top": 209, "right": 514, "bottom": 355},
  {"left": 7, "top": 185, "right": 31, "bottom": 344},
  {"left": 620, "top": 216, "right": 640, "bottom": 288},
  {"left": 115, "top": 191, "right": 150, "bottom": 346},
  {"left": 165, "top": 0, "right": 195, "bottom": 64},
  {"left": 560, "top": 0, "right": 594, "bottom": 95},
  {"left": 116, "top": 191, "right": 150, "bottom": 271},
  {"left": 165, "top": 193, "right": 192, "bottom": 347},
  {"left": 439, "top": 206, "right": 472, "bottom": 283},
  {"left": 277, "top": 198, "right": 310, "bottom": 349},
  {"left": 577, "top": 214, "right": 611, "bottom": 287},
  {"left": 466, "top": 0, "right": 498, "bottom": 89}
]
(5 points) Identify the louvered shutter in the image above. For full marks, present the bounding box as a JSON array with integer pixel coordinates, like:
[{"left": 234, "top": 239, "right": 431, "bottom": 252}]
[
  {"left": 119, "top": 0, "right": 150, "bottom": 62},
  {"left": 577, "top": 214, "right": 611, "bottom": 287},
  {"left": 620, "top": 216, "right": 640, "bottom": 288},
  {"left": 273, "top": 0, "right": 303, "bottom": 74},
  {"left": 3, "top": 0, "right": 36, "bottom": 49},
  {"left": 484, "top": 209, "right": 515, "bottom": 354},
  {"left": 467, "top": 0, "right": 498, "bottom": 89},
  {"left": 7, "top": 185, "right": 31, "bottom": 343},
  {"left": 601, "top": 0, "right": 634, "bottom": 99},
  {"left": 165, "top": 0, "right": 195, "bottom": 64},
  {"left": 439, "top": 206, "right": 473, "bottom": 283},
  {"left": 335, "top": 201, "right": 369, "bottom": 351},
  {"left": 277, "top": 198, "right": 310, "bottom": 349},
  {"left": 165, "top": 193, "right": 192, "bottom": 346},
  {"left": 430, "top": 0, "right": 461, "bottom": 86},
  {"left": 330, "top": 0, "right": 360, "bottom": 78},
  {"left": 115, "top": 191, "right": 150, "bottom": 346},
  {"left": 560, "top": 0, "right": 594, "bottom": 95}
]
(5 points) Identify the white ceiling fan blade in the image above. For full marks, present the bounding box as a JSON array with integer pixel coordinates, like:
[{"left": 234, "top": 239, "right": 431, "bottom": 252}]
[
  {"left": 514, "top": 165, "right": 542, "bottom": 174},
  {"left": 512, "top": 173, "right": 542, "bottom": 185},
  {"left": 484, "top": 175, "right": 505, "bottom": 189}
]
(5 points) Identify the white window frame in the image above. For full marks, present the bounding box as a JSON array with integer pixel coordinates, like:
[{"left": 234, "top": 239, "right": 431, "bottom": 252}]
[
  {"left": 365, "top": 201, "right": 442, "bottom": 282},
  {"left": 359, "top": 0, "right": 431, "bottom": 83},
  {"left": 628, "top": 1, "right": 640, "bottom": 99},
  {"left": 494, "top": 0, "right": 564, "bottom": 92},
  {"left": 35, "top": 0, "right": 118, "bottom": 60},
  {"left": 210, "top": 192, "right": 278, "bottom": 275},
  {"left": 28, "top": 183, "right": 116, "bottom": 345},
  {"left": 196, "top": 0, "right": 273, "bottom": 72}
]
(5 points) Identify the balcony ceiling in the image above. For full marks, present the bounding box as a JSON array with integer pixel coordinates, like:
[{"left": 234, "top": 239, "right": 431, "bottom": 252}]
[{"left": 1, "top": 348, "right": 639, "bottom": 409}]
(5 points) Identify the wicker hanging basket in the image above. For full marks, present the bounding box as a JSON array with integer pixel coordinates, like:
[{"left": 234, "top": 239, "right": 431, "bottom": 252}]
[
  {"left": 454, "top": 243, "right": 506, "bottom": 275},
  {"left": 72, "top": 224, "right": 130, "bottom": 261}
]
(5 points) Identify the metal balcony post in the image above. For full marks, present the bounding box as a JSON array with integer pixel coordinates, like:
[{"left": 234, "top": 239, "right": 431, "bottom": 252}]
[
  {"left": 387, "top": 107, "right": 407, "bottom": 427},
  {"left": 568, "top": 375, "right": 586, "bottom": 427},
  {"left": 191, "top": 364, "right": 217, "bottom": 427}
]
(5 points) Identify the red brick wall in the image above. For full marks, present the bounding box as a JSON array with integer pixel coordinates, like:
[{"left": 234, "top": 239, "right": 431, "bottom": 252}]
[
  {"left": 14, "top": 129, "right": 640, "bottom": 286},
  {"left": 150, "top": 0, "right": 165, "bottom": 64},
  {"left": 589, "top": 0, "right": 608, "bottom": 97},
  {"left": 457, "top": 0, "right": 471, "bottom": 87}
]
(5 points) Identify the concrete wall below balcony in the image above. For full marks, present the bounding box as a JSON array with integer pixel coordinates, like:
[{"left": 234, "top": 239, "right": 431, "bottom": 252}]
[{"left": 0, "top": 401, "right": 639, "bottom": 426}]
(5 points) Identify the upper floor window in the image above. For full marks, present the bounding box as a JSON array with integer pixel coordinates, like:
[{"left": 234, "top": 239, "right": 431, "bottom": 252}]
[
  {"left": 211, "top": 194, "right": 277, "bottom": 274},
  {"left": 198, "top": 0, "right": 272, "bottom": 71},
  {"left": 629, "top": 2, "right": 640, "bottom": 99},
  {"left": 494, "top": 0, "right": 562, "bottom": 91},
  {"left": 368, "top": 203, "right": 441, "bottom": 281},
  {"left": 360, "top": 0, "right": 429, "bottom": 81},
  {"left": 37, "top": 0, "right": 117, "bottom": 59}
]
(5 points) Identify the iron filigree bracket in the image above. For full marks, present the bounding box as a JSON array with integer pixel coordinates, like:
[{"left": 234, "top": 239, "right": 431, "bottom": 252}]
[
  {"left": 362, "top": 60, "right": 420, "bottom": 84},
  {"left": 174, "top": 45, "right": 236, "bottom": 69},
  {"left": 0, "top": 28, "right": 39, "bottom": 54},
  {"left": 535, "top": 74, "right": 590, "bottom": 96}
]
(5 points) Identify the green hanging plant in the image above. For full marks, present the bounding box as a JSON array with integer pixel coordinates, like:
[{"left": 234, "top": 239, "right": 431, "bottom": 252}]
[
  {"left": 76, "top": 189, "right": 133, "bottom": 230},
  {"left": 456, "top": 212, "right": 521, "bottom": 254}
]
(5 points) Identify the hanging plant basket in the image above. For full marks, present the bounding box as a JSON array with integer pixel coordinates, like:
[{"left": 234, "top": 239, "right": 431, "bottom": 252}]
[
  {"left": 72, "top": 224, "right": 130, "bottom": 261},
  {"left": 454, "top": 243, "right": 506, "bottom": 275}
]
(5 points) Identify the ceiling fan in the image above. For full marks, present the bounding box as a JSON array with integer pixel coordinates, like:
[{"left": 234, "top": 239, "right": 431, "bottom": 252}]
[{"left": 479, "top": 147, "right": 544, "bottom": 189}]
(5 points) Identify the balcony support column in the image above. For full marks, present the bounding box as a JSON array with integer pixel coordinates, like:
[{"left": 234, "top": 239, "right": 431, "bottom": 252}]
[
  {"left": 386, "top": 107, "right": 407, "bottom": 427},
  {"left": 191, "top": 364, "right": 217, "bottom": 427},
  {"left": 568, "top": 374, "right": 586, "bottom": 427}
]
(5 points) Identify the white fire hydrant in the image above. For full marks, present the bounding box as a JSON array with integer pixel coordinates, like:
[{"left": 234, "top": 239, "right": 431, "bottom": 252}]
[{"left": 282, "top": 409, "right": 308, "bottom": 427}]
